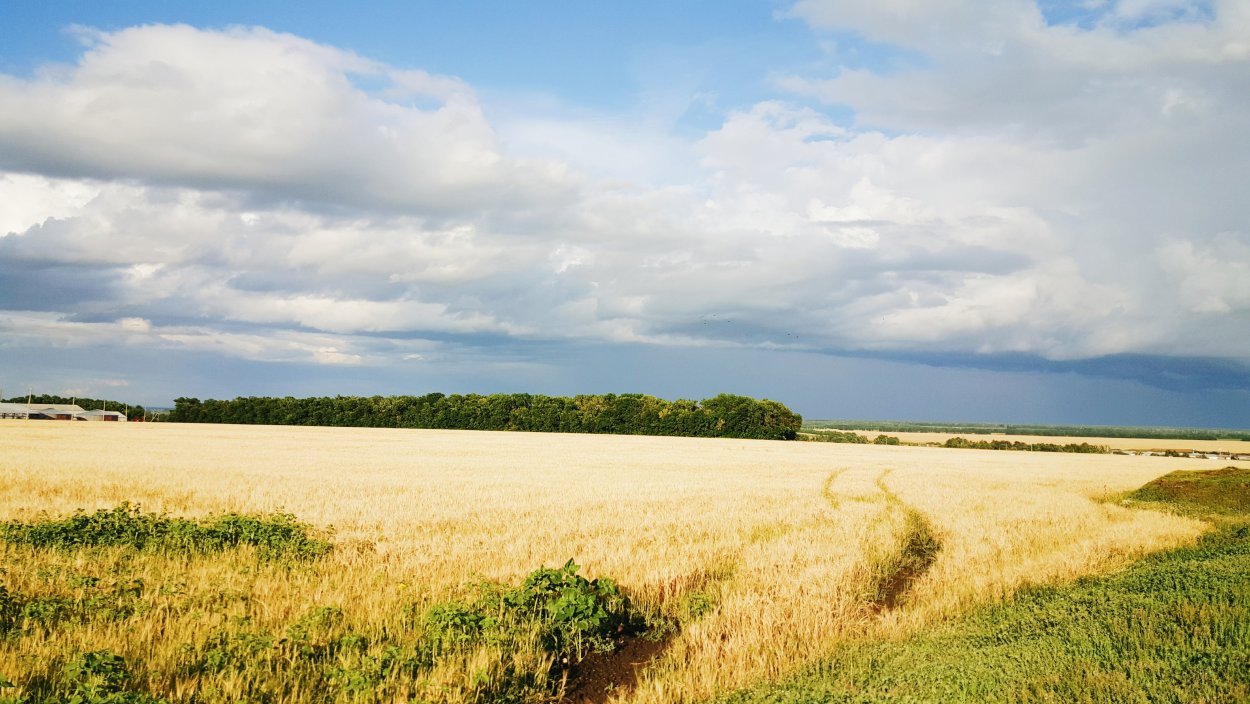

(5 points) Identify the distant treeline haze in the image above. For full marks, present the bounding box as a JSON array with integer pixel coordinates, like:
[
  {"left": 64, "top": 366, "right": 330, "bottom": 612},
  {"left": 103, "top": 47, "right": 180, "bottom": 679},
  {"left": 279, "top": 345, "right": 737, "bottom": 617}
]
[
  {"left": 170, "top": 393, "right": 803, "bottom": 440},
  {"left": 806, "top": 419, "right": 1250, "bottom": 442}
]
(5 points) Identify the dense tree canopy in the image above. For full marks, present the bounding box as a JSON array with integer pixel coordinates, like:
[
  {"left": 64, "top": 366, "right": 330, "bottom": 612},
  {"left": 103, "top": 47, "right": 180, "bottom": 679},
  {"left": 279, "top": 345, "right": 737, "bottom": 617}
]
[{"left": 169, "top": 393, "right": 802, "bottom": 440}]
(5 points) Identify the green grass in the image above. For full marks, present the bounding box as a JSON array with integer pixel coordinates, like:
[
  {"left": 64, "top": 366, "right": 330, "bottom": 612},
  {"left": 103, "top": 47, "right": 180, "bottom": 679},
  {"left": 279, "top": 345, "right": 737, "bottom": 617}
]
[
  {"left": 1126, "top": 466, "right": 1250, "bottom": 515},
  {"left": 714, "top": 468, "right": 1250, "bottom": 704}
]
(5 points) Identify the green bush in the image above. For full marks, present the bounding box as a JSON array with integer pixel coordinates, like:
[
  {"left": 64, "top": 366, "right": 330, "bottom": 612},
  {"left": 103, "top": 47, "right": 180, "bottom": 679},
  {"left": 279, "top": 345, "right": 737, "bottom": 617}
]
[
  {"left": 423, "top": 560, "right": 649, "bottom": 663},
  {"left": 506, "top": 559, "right": 633, "bottom": 659}
]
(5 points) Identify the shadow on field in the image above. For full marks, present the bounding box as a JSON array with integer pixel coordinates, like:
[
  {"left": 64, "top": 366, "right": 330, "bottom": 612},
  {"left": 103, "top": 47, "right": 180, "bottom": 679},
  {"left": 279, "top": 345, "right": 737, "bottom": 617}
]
[
  {"left": 870, "top": 471, "right": 942, "bottom": 612},
  {"left": 872, "top": 509, "right": 941, "bottom": 612},
  {"left": 559, "top": 633, "right": 671, "bottom": 704}
]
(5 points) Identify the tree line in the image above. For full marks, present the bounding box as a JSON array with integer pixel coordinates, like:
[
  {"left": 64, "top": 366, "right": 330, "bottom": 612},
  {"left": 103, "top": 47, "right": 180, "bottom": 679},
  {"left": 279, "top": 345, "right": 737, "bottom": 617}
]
[
  {"left": 799, "top": 429, "right": 1107, "bottom": 453},
  {"left": 943, "top": 437, "right": 1109, "bottom": 453},
  {"left": 169, "top": 393, "right": 803, "bottom": 440},
  {"left": 799, "top": 430, "right": 901, "bottom": 445}
]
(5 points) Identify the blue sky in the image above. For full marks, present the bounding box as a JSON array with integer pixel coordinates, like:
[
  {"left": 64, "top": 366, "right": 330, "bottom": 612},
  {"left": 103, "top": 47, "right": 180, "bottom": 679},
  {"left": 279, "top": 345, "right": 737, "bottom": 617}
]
[{"left": 1, "top": 1, "right": 1248, "bottom": 426}]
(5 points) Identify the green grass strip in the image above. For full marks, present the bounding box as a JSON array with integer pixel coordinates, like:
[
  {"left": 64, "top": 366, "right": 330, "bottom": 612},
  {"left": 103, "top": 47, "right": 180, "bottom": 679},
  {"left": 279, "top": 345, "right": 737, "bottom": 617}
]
[{"left": 1127, "top": 466, "right": 1250, "bottom": 515}]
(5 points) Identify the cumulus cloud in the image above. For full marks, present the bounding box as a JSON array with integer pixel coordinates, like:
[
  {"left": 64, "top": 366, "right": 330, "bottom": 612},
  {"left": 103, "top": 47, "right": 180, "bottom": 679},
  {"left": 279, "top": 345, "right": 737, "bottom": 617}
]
[
  {"left": 0, "top": 24, "right": 576, "bottom": 215},
  {"left": 0, "top": 310, "right": 440, "bottom": 366},
  {"left": 0, "top": 14, "right": 1247, "bottom": 399},
  {"left": 768, "top": 0, "right": 1250, "bottom": 361}
]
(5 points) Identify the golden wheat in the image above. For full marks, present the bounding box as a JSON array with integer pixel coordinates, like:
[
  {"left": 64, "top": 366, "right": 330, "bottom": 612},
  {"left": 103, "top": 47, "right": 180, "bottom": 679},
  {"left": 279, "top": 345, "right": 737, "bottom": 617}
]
[{"left": 0, "top": 421, "right": 1226, "bottom": 702}]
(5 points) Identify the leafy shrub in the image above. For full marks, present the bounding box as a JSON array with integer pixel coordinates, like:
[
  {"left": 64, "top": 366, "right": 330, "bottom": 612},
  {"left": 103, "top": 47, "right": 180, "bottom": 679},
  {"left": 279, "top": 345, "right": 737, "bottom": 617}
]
[
  {"left": 423, "top": 560, "right": 645, "bottom": 664},
  {"left": 1, "top": 504, "right": 331, "bottom": 560},
  {"left": 505, "top": 559, "right": 634, "bottom": 659}
]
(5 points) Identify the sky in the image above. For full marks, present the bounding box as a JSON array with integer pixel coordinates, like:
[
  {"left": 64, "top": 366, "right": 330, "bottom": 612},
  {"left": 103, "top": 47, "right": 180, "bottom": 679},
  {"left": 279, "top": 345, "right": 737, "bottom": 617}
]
[{"left": 1, "top": 0, "right": 1248, "bottom": 426}]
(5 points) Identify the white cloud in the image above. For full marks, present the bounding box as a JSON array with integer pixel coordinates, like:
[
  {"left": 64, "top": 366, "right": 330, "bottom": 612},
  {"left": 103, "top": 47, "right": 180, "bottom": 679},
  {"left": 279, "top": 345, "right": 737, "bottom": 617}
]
[
  {"left": 0, "top": 310, "right": 439, "bottom": 367},
  {"left": 0, "top": 13, "right": 1247, "bottom": 385},
  {"left": 118, "top": 317, "right": 151, "bottom": 332},
  {"left": 1156, "top": 236, "right": 1250, "bottom": 315},
  {"left": 0, "top": 24, "right": 576, "bottom": 214},
  {"left": 195, "top": 288, "right": 522, "bottom": 336},
  {"left": 0, "top": 173, "right": 99, "bottom": 236}
]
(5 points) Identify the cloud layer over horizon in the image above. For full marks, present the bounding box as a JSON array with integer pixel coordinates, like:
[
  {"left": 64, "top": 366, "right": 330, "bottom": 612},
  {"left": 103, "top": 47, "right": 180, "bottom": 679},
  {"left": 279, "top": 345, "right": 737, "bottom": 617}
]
[{"left": 1, "top": 1, "right": 1248, "bottom": 420}]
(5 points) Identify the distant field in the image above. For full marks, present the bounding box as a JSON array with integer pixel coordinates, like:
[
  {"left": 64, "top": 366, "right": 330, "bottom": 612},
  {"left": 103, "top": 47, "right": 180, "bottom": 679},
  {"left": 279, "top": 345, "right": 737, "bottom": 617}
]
[
  {"left": 855, "top": 430, "right": 1250, "bottom": 453},
  {"left": 805, "top": 420, "right": 1250, "bottom": 442},
  {"left": 0, "top": 421, "right": 1243, "bottom": 703}
]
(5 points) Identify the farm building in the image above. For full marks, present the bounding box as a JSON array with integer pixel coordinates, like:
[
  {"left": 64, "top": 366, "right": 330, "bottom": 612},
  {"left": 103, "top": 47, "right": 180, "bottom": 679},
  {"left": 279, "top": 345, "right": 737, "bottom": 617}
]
[
  {"left": 30, "top": 404, "right": 87, "bottom": 420},
  {"left": 78, "top": 409, "right": 127, "bottom": 421},
  {"left": 0, "top": 403, "right": 127, "bottom": 421},
  {"left": 0, "top": 402, "right": 39, "bottom": 419}
]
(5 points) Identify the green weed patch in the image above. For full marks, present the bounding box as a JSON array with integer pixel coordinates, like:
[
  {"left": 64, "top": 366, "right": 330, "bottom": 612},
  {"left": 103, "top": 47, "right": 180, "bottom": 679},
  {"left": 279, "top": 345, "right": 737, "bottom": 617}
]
[
  {"left": 0, "top": 579, "right": 145, "bottom": 637},
  {"left": 0, "top": 503, "right": 332, "bottom": 560},
  {"left": 2, "top": 649, "right": 167, "bottom": 704},
  {"left": 422, "top": 559, "right": 657, "bottom": 664}
]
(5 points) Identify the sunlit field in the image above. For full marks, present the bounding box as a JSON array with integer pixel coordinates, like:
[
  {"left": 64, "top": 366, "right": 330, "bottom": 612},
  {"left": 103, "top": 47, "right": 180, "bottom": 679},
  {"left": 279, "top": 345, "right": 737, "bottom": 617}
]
[{"left": 2, "top": 421, "right": 1236, "bottom": 703}]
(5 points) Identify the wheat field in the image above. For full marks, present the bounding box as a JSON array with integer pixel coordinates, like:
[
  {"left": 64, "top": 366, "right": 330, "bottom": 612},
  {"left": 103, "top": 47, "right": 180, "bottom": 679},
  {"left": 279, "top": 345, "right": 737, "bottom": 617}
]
[{"left": 0, "top": 421, "right": 1231, "bottom": 702}]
